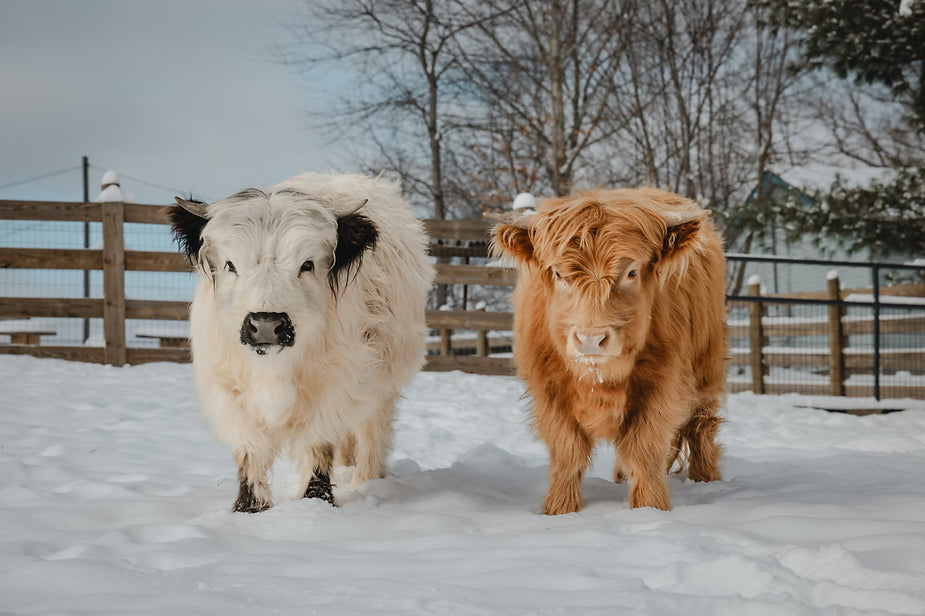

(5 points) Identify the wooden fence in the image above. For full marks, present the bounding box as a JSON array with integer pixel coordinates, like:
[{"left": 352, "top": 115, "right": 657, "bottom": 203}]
[
  {"left": 1, "top": 199, "right": 924, "bottom": 398},
  {"left": 0, "top": 200, "right": 189, "bottom": 365},
  {"left": 0, "top": 199, "right": 516, "bottom": 372},
  {"left": 727, "top": 276, "right": 925, "bottom": 399},
  {"left": 422, "top": 217, "right": 515, "bottom": 375}
]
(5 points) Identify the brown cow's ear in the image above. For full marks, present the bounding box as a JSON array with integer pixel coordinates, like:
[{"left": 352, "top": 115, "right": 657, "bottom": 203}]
[
  {"left": 490, "top": 217, "right": 534, "bottom": 263},
  {"left": 662, "top": 219, "right": 702, "bottom": 259},
  {"left": 659, "top": 209, "right": 709, "bottom": 260}
]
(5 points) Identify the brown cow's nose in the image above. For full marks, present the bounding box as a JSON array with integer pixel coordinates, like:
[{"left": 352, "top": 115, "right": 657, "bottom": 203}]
[
  {"left": 240, "top": 312, "right": 295, "bottom": 354},
  {"left": 570, "top": 327, "right": 615, "bottom": 356}
]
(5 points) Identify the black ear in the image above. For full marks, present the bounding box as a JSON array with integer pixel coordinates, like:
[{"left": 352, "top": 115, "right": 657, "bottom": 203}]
[
  {"left": 168, "top": 198, "right": 209, "bottom": 260},
  {"left": 329, "top": 212, "right": 379, "bottom": 294}
]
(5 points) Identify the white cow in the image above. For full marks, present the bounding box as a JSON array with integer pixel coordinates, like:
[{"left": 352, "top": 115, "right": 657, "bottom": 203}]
[{"left": 169, "top": 173, "right": 433, "bottom": 512}]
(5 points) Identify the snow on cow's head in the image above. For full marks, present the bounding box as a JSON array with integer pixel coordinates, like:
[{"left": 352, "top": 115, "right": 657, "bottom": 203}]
[{"left": 168, "top": 187, "right": 378, "bottom": 358}]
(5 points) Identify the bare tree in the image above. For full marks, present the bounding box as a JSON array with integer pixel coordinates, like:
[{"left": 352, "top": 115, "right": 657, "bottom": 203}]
[
  {"left": 808, "top": 77, "right": 925, "bottom": 168},
  {"left": 278, "top": 0, "right": 497, "bottom": 218},
  {"left": 606, "top": 0, "right": 809, "bottom": 258},
  {"left": 614, "top": 0, "right": 748, "bottom": 202},
  {"left": 449, "top": 0, "right": 639, "bottom": 203},
  {"left": 279, "top": 0, "right": 808, "bottom": 235}
]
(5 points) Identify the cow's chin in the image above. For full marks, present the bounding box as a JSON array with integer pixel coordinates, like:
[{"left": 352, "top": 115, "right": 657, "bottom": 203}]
[
  {"left": 568, "top": 352, "right": 633, "bottom": 383},
  {"left": 572, "top": 352, "right": 611, "bottom": 365},
  {"left": 245, "top": 343, "right": 288, "bottom": 357}
]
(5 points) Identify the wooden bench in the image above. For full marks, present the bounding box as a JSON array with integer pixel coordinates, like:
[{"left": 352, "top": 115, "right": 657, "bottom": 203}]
[{"left": 0, "top": 330, "right": 56, "bottom": 345}]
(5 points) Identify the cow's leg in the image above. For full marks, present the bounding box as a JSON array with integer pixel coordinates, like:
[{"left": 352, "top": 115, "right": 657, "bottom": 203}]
[
  {"left": 537, "top": 409, "right": 593, "bottom": 515},
  {"left": 293, "top": 442, "right": 336, "bottom": 505},
  {"left": 336, "top": 431, "right": 357, "bottom": 467},
  {"left": 619, "top": 402, "right": 678, "bottom": 511},
  {"left": 681, "top": 403, "right": 723, "bottom": 483},
  {"left": 349, "top": 391, "right": 399, "bottom": 489},
  {"left": 612, "top": 449, "right": 627, "bottom": 483},
  {"left": 687, "top": 348, "right": 725, "bottom": 482},
  {"left": 233, "top": 447, "right": 277, "bottom": 513},
  {"left": 664, "top": 431, "right": 685, "bottom": 474}
]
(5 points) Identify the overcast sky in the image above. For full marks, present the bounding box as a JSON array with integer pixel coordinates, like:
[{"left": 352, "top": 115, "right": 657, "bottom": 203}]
[{"left": 0, "top": 0, "right": 347, "bottom": 204}]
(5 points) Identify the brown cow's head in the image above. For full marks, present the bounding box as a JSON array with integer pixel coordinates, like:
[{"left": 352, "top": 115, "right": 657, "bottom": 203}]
[{"left": 493, "top": 187, "right": 711, "bottom": 381}]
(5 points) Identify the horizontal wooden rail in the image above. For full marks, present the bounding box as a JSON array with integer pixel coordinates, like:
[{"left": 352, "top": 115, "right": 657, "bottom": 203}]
[
  {"left": 124, "top": 250, "right": 191, "bottom": 272},
  {"left": 0, "top": 247, "right": 102, "bottom": 270},
  {"left": 728, "top": 314, "right": 925, "bottom": 338},
  {"left": 0, "top": 200, "right": 103, "bottom": 222},
  {"left": 125, "top": 299, "right": 189, "bottom": 320},
  {"left": 428, "top": 244, "right": 491, "bottom": 259},
  {"left": 0, "top": 200, "right": 173, "bottom": 224},
  {"left": 424, "top": 354, "right": 515, "bottom": 376},
  {"left": 0, "top": 344, "right": 192, "bottom": 365},
  {"left": 126, "top": 347, "right": 190, "bottom": 364},
  {"left": 124, "top": 203, "right": 172, "bottom": 225},
  {"left": 0, "top": 297, "right": 190, "bottom": 320},
  {"left": 433, "top": 264, "right": 515, "bottom": 286},
  {"left": 844, "top": 315, "right": 925, "bottom": 336},
  {"left": 423, "top": 218, "right": 492, "bottom": 241},
  {"left": 426, "top": 309, "right": 513, "bottom": 330},
  {"left": 0, "top": 297, "right": 103, "bottom": 319},
  {"left": 728, "top": 348, "right": 924, "bottom": 372},
  {"left": 0, "top": 247, "right": 193, "bottom": 274}
]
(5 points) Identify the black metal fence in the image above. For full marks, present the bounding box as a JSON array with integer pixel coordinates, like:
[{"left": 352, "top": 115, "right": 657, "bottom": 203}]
[{"left": 726, "top": 254, "right": 925, "bottom": 400}]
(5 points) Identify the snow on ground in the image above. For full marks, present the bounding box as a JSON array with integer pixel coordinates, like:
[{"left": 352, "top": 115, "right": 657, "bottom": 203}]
[{"left": 2, "top": 355, "right": 925, "bottom": 615}]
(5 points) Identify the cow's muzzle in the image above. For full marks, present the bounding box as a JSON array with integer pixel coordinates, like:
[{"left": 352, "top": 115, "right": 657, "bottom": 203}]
[
  {"left": 240, "top": 312, "right": 295, "bottom": 355},
  {"left": 567, "top": 326, "right": 620, "bottom": 361}
]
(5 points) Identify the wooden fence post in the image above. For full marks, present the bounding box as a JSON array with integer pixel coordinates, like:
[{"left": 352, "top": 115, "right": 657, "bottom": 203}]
[
  {"left": 101, "top": 201, "right": 127, "bottom": 366},
  {"left": 748, "top": 276, "right": 767, "bottom": 394},
  {"left": 440, "top": 328, "right": 452, "bottom": 356},
  {"left": 827, "top": 271, "right": 846, "bottom": 396},
  {"left": 476, "top": 330, "right": 488, "bottom": 357}
]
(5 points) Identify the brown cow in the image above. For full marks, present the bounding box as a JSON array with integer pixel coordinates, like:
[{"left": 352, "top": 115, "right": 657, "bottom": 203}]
[{"left": 492, "top": 187, "right": 727, "bottom": 513}]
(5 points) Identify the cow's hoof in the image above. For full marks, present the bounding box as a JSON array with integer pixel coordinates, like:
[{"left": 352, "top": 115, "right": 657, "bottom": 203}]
[
  {"left": 234, "top": 480, "right": 272, "bottom": 513},
  {"left": 233, "top": 498, "right": 271, "bottom": 514},
  {"left": 628, "top": 483, "right": 671, "bottom": 511},
  {"left": 543, "top": 493, "right": 582, "bottom": 516},
  {"left": 304, "top": 471, "right": 335, "bottom": 506}
]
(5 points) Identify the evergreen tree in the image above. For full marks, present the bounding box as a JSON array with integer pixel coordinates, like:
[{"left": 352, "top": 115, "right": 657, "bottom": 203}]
[
  {"left": 760, "top": 0, "right": 925, "bottom": 258},
  {"left": 780, "top": 167, "right": 925, "bottom": 258},
  {"left": 769, "top": 0, "right": 925, "bottom": 128}
]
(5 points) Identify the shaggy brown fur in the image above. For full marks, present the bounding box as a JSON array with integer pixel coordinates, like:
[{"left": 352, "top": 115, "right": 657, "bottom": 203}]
[{"left": 493, "top": 187, "right": 727, "bottom": 513}]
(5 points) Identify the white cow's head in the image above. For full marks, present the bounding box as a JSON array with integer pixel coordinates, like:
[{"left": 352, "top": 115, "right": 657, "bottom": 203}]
[{"left": 169, "top": 188, "right": 377, "bottom": 358}]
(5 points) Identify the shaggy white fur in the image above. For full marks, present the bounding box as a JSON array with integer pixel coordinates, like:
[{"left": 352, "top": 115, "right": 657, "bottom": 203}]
[{"left": 178, "top": 172, "right": 433, "bottom": 512}]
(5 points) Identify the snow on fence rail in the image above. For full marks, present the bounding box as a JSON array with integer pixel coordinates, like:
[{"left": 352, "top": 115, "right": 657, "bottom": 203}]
[{"left": 1, "top": 199, "right": 923, "bottom": 398}]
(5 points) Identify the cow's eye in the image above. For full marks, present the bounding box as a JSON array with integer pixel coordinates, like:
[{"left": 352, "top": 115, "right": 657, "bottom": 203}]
[
  {"left": 626, "top": 269, "right": 637, "bottom": 280},
  {"left": 553, "top": 269, "right": 569, "bottom": 287},
  {"left": 225, "top": 261, "right": 237, "bottom": 274},
  {"left": 300, "top": 260, "right": 315, "bottom": 274}
]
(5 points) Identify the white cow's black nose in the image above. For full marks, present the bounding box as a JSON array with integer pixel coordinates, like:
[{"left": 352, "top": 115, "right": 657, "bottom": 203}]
[{"left": 240, "top": 312, "right": 295, "bottom": 353}]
